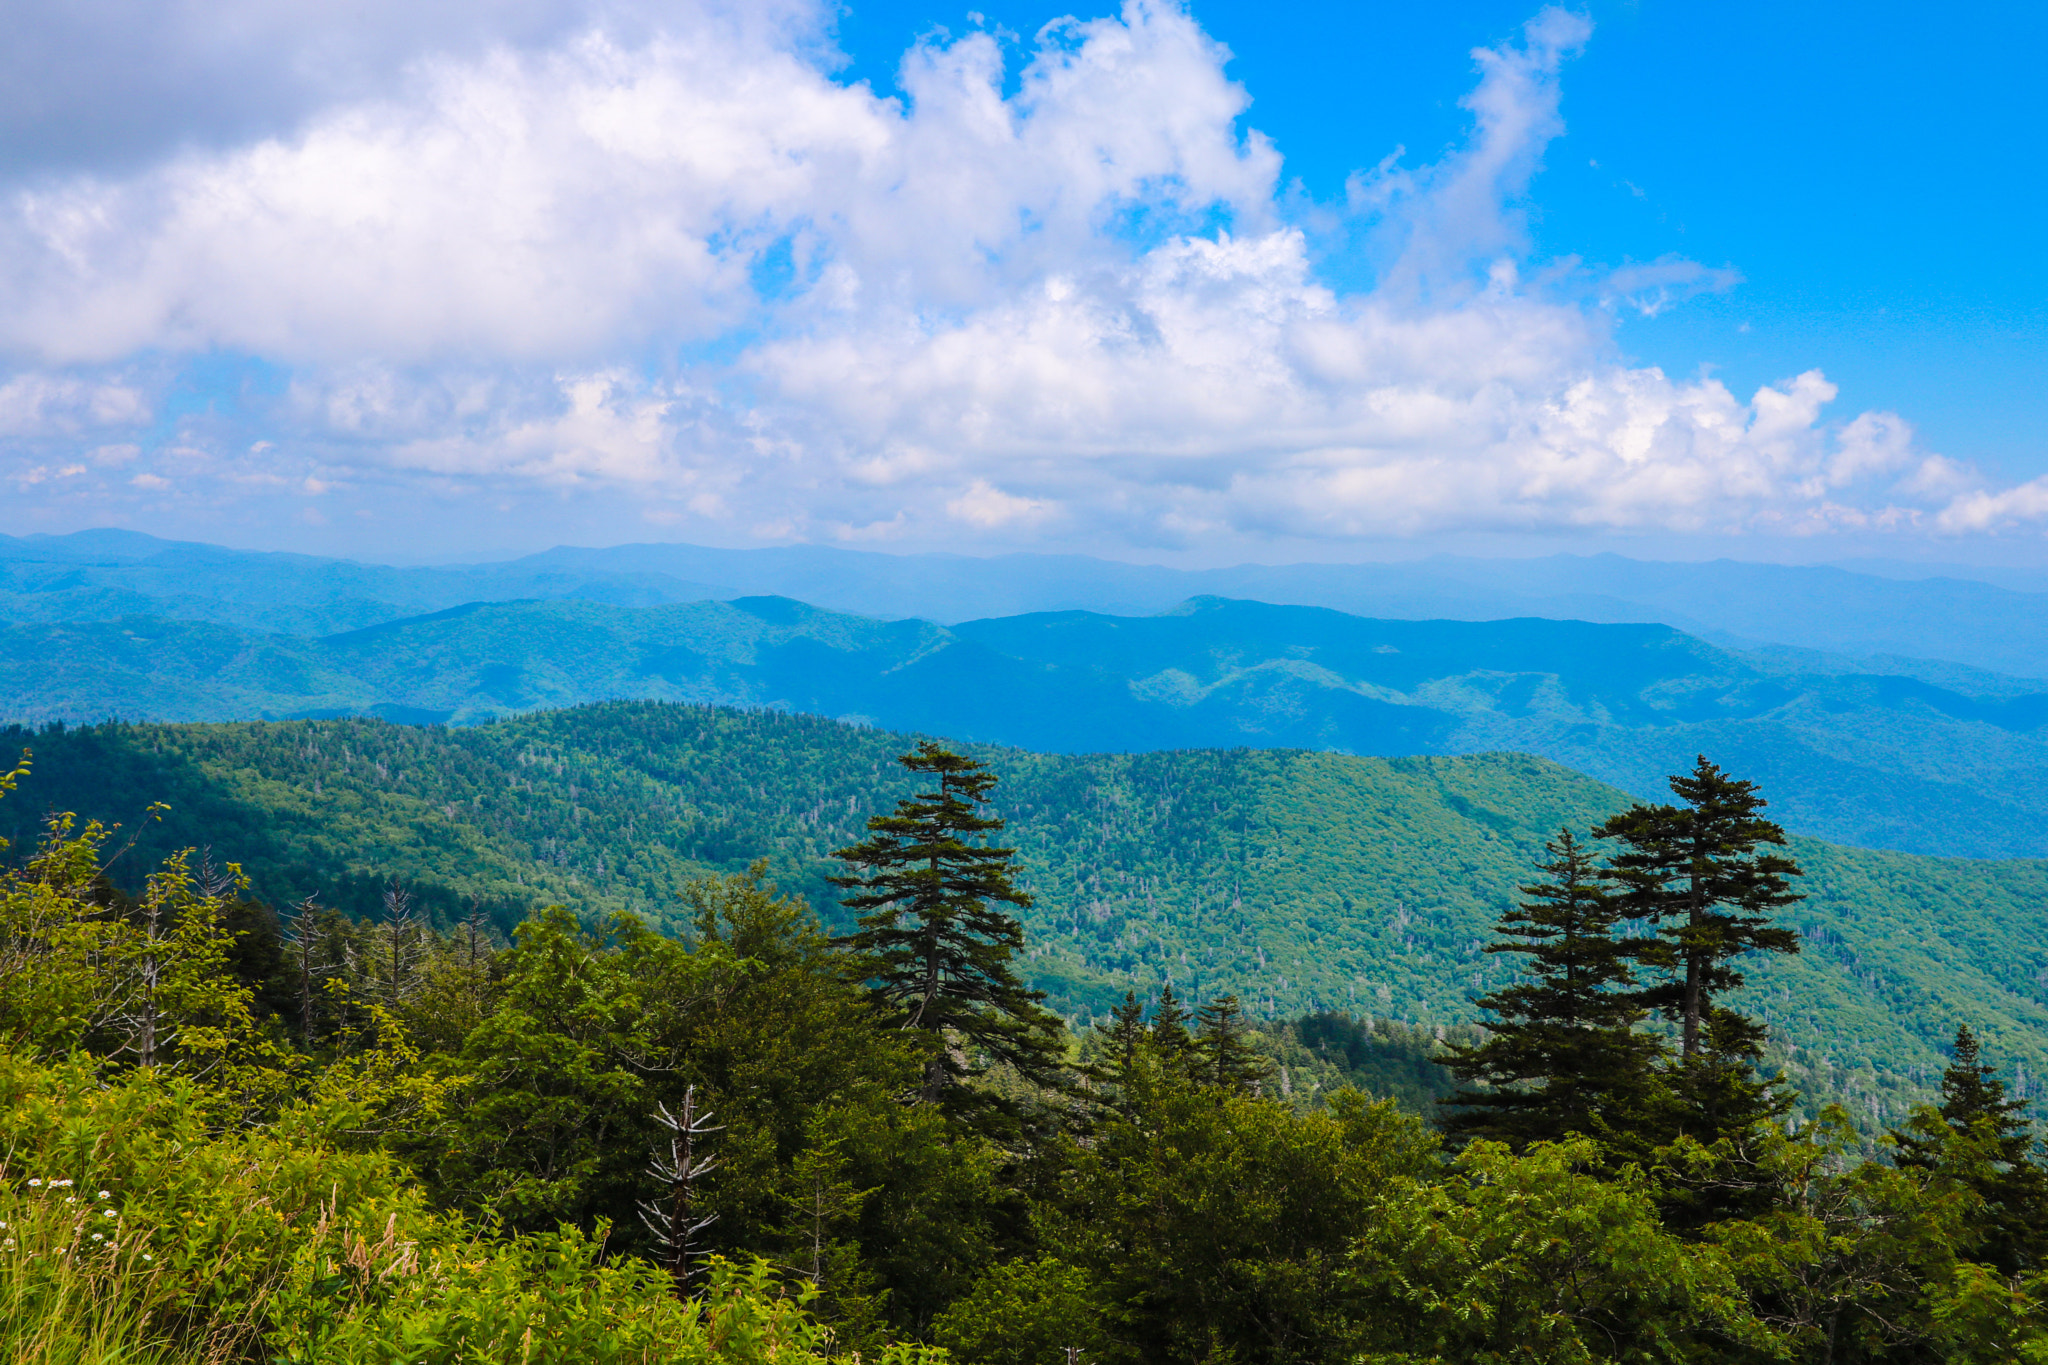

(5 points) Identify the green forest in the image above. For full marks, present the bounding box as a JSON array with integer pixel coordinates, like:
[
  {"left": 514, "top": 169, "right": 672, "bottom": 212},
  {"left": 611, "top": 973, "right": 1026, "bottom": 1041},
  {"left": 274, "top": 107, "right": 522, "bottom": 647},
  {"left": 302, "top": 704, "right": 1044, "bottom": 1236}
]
[
  {"left": 6, "top": 714, "right": 2048, "bottom": 1362},
  {"left": 7, "top": 705, "right": 2048, "bottom": 1131}
]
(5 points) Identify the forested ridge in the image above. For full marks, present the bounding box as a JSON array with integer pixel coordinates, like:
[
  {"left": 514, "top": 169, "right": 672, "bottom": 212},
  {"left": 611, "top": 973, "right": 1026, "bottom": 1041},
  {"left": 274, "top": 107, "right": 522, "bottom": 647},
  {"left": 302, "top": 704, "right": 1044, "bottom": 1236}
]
[
  {"left": 14, "top": 590, "right": 2048, "bottom": 859},
  {"left": 8, "top": 703, "right": 2048, "bottom": 1131},
  {"left": 8, "top": 728, "right": 2048, "bottom": 1362}
]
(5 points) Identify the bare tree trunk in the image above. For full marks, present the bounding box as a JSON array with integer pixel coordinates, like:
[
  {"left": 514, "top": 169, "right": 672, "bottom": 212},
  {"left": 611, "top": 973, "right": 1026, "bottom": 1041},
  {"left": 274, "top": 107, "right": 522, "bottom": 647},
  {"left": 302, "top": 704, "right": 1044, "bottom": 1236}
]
[{"left": 640, "top": 1088, "right": 722, "bottom": 1297}]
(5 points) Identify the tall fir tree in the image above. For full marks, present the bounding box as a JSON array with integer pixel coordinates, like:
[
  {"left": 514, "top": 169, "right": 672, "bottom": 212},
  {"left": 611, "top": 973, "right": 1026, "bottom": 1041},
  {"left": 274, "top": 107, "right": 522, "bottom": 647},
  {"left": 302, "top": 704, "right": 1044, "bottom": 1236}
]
[
  {"left": 1595, "top": 756, "right": 1801, "bottom": 1141},
  {"left": 1440, "top": 830, "right": 1667, "bottom": 1150},
  {"left": 832, "top": 742, "right": 1073, "bottom": 1124}
]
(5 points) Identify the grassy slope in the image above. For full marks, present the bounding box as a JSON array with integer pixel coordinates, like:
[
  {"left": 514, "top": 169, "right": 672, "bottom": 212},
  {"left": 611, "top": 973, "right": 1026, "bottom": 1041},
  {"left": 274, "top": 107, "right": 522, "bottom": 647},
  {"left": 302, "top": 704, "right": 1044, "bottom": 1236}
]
[{"left": 7, "top": 703, "right": 2047, "bottom": 1128}]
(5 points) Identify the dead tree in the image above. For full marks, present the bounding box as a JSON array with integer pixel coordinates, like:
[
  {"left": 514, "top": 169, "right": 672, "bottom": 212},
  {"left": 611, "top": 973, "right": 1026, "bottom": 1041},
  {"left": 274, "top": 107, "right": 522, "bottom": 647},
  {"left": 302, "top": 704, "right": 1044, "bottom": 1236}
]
[
  {"left": 378, "top": 881, "right": 425, "bottom": 1008},
  {"left": 281, "top": 895, "right": 334, "bottom": 1045},
  {"left": 639, "top": 1087, "right": 722, "bottom": 1294}
]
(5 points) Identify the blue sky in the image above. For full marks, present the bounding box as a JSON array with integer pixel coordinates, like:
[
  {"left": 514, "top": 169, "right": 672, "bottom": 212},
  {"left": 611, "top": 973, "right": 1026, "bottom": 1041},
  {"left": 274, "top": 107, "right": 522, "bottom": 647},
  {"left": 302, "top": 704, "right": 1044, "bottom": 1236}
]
[
  {"left": 838, "top": 0, "right": 2047, "bottom": 477},
  {"left": 1, "top": 0, "right": 2043, "bottom": 563}
]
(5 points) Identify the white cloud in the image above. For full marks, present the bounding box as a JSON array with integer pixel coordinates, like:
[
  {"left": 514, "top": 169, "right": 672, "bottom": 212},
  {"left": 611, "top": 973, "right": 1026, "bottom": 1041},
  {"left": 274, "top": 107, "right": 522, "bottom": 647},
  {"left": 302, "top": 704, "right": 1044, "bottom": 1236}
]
[
  {"left": 0, "top": 373, "right": 149, "bottom": 434},
  {"left": 1936, "top": 479, "right": 2048, "bottom": 533},
  {"left": 0, "top": 1, "right": 2028, "bottom": 548},
  {"left": 948, "top": 479, "right": 1056, "bottom": 528}
]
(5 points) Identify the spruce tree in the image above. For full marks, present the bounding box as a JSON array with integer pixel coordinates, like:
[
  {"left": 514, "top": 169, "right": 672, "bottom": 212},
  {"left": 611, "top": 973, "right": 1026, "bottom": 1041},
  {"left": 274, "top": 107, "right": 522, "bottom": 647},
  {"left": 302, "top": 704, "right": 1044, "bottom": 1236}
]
[
  {"left": 1440, "top": 830, "right": 1666, "bottom": 1150},
  {"left": 1894, "top": 1026, "right": 2048, "bottom": 1273},
  {"left": 1595, "top": 757, "right": 1801, "bottom": 1142},
  {"left": 1194, "top": 994, "right": 1269, "bottom": 1094},
  {"left": 832, "top": 742, "right": 1072, "bottom": 1119},
  {"left": 1150, "top": 984, "right": 1196, "bottom": 1065},
  {"left": 1103, "top": 990, "right": 1148, "bottom": 1083}
]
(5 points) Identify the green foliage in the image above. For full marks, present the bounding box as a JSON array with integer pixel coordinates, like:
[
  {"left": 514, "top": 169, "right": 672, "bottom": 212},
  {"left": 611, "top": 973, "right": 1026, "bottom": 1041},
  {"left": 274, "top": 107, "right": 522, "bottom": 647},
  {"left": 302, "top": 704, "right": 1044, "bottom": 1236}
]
[
  {"left": 1440, "top": 829, "right": 1666, "bottom": 1153},
  {"left": 834, "top": 742, "right": 1074, "bottom": 1120},
  {"left": 1891, "top": 1026, "right": 2048, "bottom": 1276},
  {"left": 932, "top": 1257, "right": 1108, "bottom": 1365},
  {"left": 1044, "top": 1069, "right": 1439, "bottom": 1365},
  {"left": 0, "top": 1052, "right": 893, "bottom": 1365},
  {"left": 13, "top": 707, "right": 2048, "bottom": 1128},
  {"left": 1353, "top": 1137, "right": 1765, "bottom": 1363}
]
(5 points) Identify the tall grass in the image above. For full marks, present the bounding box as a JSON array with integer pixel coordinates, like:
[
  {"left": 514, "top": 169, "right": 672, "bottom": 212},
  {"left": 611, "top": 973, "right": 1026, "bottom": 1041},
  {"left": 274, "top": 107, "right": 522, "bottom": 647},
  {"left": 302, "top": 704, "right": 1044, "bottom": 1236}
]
[{"left": 0, "top": 1177, "right": 199, "bottom": 1365}]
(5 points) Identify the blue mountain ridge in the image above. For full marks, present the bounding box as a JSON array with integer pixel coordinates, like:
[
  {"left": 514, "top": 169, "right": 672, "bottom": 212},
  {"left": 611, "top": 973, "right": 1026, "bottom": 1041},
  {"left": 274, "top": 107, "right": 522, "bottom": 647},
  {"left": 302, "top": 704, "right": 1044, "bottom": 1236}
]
[{"left": 5, "top": 592, "right": 2047, "bottom": 858}]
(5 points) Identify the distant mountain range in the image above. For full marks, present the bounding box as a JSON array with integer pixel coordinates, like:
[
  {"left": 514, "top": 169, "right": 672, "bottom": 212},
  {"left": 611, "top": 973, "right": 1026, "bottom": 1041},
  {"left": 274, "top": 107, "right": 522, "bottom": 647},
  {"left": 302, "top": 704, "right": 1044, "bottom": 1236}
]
[
  {"left": 9, "top": 528, "right": 2048, "bottom": 676},
  {"left": 6, "top": 591, "right": 2048, "bottom": 857}
]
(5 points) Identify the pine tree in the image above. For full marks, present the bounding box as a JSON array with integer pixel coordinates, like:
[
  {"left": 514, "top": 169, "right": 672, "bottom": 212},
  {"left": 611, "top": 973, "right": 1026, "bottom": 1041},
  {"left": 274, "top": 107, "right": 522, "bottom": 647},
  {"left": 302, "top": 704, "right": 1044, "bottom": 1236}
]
[
  {"left": 1595, "top": 757, "right": 1802, "bottom": 1059},
  {"left": 1440, "top": 830, "right": 1666, "bottom": 1150},
  {"left": 1595, "top": 757, "right": 1800, "bottom": 1142},
  {"left": 832, "top": 742, "right": 1073, "bottom": 1118},
  {"left": 1194, "top": 995, "right": 1269, "bottom": 1094}
]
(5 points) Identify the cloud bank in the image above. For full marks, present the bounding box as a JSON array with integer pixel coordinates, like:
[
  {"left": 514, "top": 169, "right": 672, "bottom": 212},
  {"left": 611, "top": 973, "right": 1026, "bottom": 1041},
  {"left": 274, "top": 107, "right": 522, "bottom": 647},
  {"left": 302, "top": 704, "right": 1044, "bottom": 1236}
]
[{"left": 0, "top": 0, "right": 2017, "bottom": 551}]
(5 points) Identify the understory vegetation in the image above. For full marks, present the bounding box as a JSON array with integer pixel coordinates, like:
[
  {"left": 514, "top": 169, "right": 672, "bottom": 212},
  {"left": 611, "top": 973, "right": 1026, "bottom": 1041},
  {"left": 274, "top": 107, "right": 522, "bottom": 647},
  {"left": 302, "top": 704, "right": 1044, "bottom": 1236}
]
[{"left": 4, "top": 740, "right": 2048, "bottom": 1363}]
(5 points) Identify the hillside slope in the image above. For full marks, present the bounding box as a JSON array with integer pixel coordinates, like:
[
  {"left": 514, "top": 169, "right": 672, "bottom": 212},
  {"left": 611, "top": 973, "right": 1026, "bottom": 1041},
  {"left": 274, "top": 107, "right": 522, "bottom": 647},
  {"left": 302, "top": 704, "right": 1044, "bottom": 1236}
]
[
  {"left": 8, "top": 704, "right": 2047, "bottom": 1129},
  {"left": 8, "top": 595, "right": 2048, "bottom": 857}
]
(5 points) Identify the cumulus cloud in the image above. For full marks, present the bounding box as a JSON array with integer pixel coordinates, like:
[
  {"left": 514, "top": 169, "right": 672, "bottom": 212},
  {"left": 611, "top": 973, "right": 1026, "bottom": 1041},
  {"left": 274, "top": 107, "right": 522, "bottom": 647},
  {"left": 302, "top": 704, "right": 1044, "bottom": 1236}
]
[
  {"left": 0, "top": 0, "right": 2024, "bottom": 547},
  {"left": 0, "top": 372, "right": 149, "bottom": 435}
]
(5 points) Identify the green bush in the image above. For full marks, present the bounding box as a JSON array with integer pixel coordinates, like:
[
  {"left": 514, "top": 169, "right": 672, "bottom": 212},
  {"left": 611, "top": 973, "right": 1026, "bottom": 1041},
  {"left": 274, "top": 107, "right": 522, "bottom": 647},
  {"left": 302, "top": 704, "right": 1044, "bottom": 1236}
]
[
  {"left": 0, "top": 1052, "right": 938, "bottom": 1364},
  {"left": 932, "top": 1258, "right": 1107, "bottom": 1365}
]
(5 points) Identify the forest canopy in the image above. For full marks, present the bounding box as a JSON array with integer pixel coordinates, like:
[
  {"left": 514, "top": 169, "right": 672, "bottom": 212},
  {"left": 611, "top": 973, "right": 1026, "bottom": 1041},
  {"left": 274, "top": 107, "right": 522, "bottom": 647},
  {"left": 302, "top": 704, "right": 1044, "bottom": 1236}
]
[{"left": 5, "top": 738, "right": 2048, "bottom": 1362}]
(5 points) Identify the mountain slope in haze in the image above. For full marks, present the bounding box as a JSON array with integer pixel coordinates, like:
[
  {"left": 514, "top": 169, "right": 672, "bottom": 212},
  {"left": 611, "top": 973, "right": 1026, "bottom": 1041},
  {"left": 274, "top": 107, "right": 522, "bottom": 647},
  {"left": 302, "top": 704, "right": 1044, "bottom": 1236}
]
[
  {"left": 9, "top": 704, "right": 2047, "bottom": 1132},
  {"left": 11, "top": 529, "right": 2048, "bottom": 675},
  {"left": 7, "top": 594, "right": 2048, "bottom": 857},
  {"left": 0, "top": 529, "right": 727, "bottom": 635}
]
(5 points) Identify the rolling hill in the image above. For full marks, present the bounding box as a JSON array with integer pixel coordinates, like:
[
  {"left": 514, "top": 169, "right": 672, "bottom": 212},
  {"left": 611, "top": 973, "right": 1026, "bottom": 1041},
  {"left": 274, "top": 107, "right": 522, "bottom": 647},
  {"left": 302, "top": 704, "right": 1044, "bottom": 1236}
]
[
  {"left": 7, "top": 703, "right": 2047, "bottom": 1132},
  {"left": 6, "top": 594, "right": 2048, "bottom": 857}
]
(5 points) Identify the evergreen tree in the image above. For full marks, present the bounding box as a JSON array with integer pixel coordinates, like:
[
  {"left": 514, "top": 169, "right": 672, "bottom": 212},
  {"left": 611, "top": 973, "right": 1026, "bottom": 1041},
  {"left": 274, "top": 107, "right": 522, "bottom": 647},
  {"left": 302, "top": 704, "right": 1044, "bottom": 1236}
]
[
  {"left": 1595, "top": 757, "right": 1802, "bottom": 1059},
  {"left": 1102, "top": 990, "right": 1148, "bottom": 1085},
  {"left": 832, "top": 742, "right": 1073, "bottom": 1118},
  {"left": 1893, "top": 1025, "right": 2048, "bottom": 1273},
  {"left": 1596, "top": 757, "right": 1801, "bottom": 1141},
  {"left": 1439, "top": 830, "right": 1666, "bottom": 1150},
  {"left": 1151, "top": 985, "right": 1193, "bottom": 1058},
  {"left": 1194, "top": 994, "right": 1269, "bottom": 1094}
]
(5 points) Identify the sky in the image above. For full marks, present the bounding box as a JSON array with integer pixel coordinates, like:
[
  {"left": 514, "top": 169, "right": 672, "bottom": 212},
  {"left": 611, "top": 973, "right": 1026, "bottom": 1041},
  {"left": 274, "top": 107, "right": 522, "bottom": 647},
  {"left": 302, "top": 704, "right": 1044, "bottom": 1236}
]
[{"left": 1, "top": 0, "right": 2043, "bottom": 566}]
